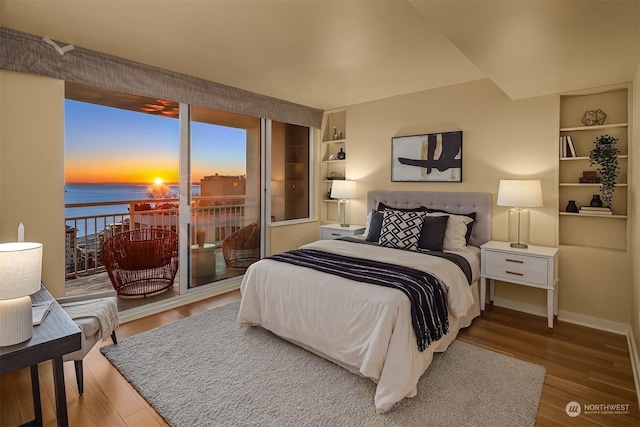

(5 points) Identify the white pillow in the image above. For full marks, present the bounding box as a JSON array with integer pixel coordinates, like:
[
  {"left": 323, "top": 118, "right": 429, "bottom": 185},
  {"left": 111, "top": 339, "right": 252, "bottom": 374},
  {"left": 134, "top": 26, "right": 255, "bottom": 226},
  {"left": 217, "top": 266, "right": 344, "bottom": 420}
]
[
  {"left": 426, "top": 212, "right": 473, "bottom": 252},
  {"left": 363, "top": 211, "right": 372, "bottom": 238}
]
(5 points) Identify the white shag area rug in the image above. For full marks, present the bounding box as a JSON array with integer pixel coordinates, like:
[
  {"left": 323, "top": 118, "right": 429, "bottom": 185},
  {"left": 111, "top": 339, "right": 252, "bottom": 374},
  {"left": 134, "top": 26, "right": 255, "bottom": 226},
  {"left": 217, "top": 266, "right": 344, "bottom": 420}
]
[{"left": 101, "top": 301, "right": 545, "bottom": 426}]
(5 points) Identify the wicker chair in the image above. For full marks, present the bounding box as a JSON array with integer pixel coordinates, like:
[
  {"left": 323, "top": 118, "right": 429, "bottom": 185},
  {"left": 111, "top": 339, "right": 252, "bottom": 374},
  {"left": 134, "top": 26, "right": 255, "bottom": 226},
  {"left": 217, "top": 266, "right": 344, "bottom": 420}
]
[
  {"left": 102, "top": 228, "right": 179, "bottom": 296},
  {"left": 221, "top": 221, "right": 260, "bottom": 269}
]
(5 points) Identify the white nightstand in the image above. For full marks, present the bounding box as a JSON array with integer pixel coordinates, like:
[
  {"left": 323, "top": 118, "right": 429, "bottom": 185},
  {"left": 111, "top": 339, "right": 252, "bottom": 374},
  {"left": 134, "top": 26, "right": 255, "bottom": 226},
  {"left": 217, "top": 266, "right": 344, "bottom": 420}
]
[
  {"left": 480, "top": 241, "right": 559, "bottom": 328},
  {"left": 320, "top": 224, "right": 365, "bottom": 240}
]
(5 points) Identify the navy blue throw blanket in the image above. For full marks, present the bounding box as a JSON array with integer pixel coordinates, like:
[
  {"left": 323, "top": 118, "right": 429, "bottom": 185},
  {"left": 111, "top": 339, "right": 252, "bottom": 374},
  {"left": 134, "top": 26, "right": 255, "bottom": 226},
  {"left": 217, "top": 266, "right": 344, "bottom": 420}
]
[{"left": 267, "top": 249, "right": 449, "bottom": 351}]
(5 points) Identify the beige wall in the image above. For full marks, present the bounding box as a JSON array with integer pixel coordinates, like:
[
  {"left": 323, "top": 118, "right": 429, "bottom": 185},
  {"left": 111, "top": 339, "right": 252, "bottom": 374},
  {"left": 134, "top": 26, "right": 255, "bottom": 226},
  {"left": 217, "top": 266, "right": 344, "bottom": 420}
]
[
  {"left": 0, "top": 71, "right": 65, "bottom": 297},
  {"left": 631, "top": 37, "right": 640, "bottom": 361},
  {"left": 268, "top": 222, "right": 319, "bottom": 256},
  {"left": 343, "top": 78, "right": 632, "bottom": 326}
]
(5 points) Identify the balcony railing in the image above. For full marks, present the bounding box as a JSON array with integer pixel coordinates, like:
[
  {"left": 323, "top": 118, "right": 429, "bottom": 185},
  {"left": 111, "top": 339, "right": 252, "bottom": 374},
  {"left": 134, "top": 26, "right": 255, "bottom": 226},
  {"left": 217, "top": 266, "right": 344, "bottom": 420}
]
[{"left": 65, "top": 197, "right": 250, "bottom": 279}]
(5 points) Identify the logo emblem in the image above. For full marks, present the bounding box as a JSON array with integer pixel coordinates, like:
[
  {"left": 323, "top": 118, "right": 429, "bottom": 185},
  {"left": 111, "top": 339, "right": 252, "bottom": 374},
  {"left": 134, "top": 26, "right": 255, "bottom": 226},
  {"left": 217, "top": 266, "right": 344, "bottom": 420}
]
[{"left": 566, "top": 401, "right": 581, "bottom": 417}]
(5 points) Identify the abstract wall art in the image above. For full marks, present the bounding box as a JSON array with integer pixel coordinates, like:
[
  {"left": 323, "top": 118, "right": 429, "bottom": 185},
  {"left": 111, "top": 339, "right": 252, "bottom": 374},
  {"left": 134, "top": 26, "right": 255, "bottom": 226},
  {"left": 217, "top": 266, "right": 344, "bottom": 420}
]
[{"left": 391, "top": 131, "right": 463, "bottom": 182}]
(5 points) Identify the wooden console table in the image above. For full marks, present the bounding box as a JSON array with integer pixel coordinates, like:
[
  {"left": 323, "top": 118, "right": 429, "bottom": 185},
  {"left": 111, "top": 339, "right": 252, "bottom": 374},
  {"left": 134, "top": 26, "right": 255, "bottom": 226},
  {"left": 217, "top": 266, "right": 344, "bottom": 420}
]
[{"left": 0, "top": 284, "right": 81, "bottom": 426}]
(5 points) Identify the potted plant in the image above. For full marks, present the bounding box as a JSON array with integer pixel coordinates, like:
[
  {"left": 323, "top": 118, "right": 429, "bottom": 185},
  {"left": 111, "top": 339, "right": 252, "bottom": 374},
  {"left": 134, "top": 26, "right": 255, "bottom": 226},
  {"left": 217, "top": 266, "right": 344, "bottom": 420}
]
[{"left": 588, "top": 134, "right": 620, "bottom": 207}]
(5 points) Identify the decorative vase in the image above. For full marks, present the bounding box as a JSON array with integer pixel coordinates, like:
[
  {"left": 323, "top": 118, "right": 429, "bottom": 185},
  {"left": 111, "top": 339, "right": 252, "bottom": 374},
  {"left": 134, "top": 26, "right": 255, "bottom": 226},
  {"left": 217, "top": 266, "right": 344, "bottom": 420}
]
[
  {"left": 565, "top": 200, "right": 578, "bottom": 213},
  {"left": 196, "top": 230, "right": 206, "bottom": 247},
  {"left": 336, "top": 148, "right": 346, "bottom": 160},
  {"left": 589, "top": 194, "right": 603, "bottom": 208}
]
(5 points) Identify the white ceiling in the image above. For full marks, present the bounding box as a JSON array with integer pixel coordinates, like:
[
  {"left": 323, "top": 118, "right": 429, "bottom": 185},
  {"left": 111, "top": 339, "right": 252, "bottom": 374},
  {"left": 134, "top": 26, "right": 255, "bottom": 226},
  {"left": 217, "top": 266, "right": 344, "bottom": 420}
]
[{"left": 1, "top": 0, "right": 638, "bottom": 110}]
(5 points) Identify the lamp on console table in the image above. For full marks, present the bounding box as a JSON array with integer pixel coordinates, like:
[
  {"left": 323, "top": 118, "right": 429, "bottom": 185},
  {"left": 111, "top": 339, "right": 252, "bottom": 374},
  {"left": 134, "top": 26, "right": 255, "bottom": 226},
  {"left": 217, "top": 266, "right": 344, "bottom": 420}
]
[
  {"left": 497, "top": 180, "right": 543, "bottom": 249},
  {"left": 330, "top": 180, "right": 357, "bottom": 227},
  {"left": 0, "top": 242, "right": 43, "bottom": 346}
]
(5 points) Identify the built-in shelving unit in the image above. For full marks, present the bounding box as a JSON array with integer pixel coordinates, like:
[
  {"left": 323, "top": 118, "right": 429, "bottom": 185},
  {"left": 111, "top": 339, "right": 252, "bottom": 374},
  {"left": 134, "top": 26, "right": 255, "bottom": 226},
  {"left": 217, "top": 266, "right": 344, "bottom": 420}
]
[
  {"left": 319, "top": 109, "right": 347, "bottom": 223},
  {"left": 558, "top": 85, "right": 631, "bottom": 251}
]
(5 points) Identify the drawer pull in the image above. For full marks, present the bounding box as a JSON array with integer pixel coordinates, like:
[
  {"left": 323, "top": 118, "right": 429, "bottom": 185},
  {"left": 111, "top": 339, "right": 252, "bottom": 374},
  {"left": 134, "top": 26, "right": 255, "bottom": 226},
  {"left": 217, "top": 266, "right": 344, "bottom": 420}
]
[
  {"left": 505, "top": 258, "right": 524, "bottom": 264},
  {"left": 331, "top": 233, "right": 341, "bottom": 236},
  {"left": 505, "top": 270, "right": 524, "bottom": 276}
]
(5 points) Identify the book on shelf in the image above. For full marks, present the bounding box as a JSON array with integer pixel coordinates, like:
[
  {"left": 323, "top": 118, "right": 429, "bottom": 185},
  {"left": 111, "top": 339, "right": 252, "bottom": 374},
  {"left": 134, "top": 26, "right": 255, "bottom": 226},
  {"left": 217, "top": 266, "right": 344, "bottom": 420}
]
[
  {"left": 579, "top": 208, "right": 612, "bottom": 215},
  {"left": 579, "top": 206, "right": 611, "bottom": 211},
  {"left": 566, "top": 135, "right": 577, "bottom": 157},
  {"left": 560, "top": 135, "right": 577, "bottom": 158},
  {"left": 32, "top": 299, "right": 54, "bottom": 326}
]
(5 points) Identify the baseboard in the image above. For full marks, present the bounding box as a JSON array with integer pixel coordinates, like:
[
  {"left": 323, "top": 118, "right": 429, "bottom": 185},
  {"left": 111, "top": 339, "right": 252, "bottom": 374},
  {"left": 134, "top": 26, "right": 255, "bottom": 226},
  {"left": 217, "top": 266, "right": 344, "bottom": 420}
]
[
  {"left": 491, "top": 297, "right": 628, "bottom": 335},
  {"left": 119, "top": 280, "right": 241, "bottom": 323},
  {"left": 627, "top": 331, "right": 640, "bottom": 410}
]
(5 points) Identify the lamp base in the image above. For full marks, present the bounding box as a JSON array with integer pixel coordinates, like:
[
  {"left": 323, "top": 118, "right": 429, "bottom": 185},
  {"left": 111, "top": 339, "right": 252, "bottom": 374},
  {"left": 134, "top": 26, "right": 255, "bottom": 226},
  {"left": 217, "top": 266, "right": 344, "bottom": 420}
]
[
  {"left": 507, "top": 207, "right": 531, "bottom": 250},
  {"left": 337, "top": 199, "right": 351, "bottom": 228},
  {"left": 0, "top": 295, "right": 33, "bottom": 347}
]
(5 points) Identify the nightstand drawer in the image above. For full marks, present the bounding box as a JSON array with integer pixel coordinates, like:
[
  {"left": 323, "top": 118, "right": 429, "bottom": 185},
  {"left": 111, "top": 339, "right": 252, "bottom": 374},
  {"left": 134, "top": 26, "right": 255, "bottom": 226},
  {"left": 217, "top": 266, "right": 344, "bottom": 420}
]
[
  {"left": 484, "top": 251, "right": 548, "bottom": 286},
  {"left": 321, "top": 228, "right": 353, "bottom": 239},
  {"left": 319, "top": 224, "right": 365, "bottom": 240}
]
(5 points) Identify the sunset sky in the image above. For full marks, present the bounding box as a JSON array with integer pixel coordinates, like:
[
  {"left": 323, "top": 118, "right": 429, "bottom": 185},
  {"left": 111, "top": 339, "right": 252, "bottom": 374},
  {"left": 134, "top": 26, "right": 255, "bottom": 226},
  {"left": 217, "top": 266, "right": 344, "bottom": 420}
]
[{"left": 64, "top": 100, "right": 247, "bottom": 183}]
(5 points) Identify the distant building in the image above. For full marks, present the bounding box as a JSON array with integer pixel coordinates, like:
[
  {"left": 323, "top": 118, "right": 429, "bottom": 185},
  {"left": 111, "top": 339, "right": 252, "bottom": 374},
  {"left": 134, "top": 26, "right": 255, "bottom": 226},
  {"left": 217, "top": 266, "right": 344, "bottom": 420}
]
[
  {"left": 65, "top": 225, "right": 77, "bottom": 274},
  {"left": 199, "top": 174, "right": 246, "bottom": 206}
]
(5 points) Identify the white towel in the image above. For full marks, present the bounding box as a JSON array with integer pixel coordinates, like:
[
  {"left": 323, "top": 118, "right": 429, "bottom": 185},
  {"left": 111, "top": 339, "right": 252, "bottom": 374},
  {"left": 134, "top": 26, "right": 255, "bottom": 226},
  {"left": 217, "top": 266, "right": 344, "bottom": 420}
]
[{"left": 60, "top": 297, "right": 120, "bottom": 341}]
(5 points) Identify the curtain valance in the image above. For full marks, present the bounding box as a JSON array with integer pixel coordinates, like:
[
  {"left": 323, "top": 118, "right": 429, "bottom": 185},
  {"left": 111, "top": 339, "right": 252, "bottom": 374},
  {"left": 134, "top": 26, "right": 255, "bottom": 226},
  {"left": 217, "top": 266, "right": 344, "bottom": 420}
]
[{"left": 0, "top": 27, "right": 323, "bottom": 128}]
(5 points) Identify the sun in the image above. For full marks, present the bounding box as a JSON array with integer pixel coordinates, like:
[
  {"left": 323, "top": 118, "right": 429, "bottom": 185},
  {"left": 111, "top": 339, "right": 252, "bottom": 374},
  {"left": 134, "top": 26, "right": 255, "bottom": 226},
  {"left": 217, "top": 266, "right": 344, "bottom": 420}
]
[{"left": 153, "top": 177, "right": 164, "bottom": 186}]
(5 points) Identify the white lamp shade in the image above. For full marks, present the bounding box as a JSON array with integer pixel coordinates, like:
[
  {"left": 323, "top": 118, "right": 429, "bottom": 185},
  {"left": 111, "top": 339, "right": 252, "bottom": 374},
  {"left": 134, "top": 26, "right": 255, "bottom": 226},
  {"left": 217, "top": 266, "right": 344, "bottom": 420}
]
[
  {"left": 0, "top": 242, "right": 43, "bottom": 300},
  {"left": 330, "top": 180, "right": 357, "bottom": 199},
  {"left": 497, "top": 180, "right": 543, "bottom": 208}
]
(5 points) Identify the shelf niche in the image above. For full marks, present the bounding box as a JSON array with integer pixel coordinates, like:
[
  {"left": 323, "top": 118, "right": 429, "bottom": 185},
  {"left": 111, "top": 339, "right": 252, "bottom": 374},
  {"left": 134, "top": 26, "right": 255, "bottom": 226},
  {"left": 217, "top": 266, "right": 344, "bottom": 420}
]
[
  {"left": 558, "top": 86, "right": 630, "bottom": 251},
  {"left": 320, "top": 109, "right": 348, "bottom": 224}
]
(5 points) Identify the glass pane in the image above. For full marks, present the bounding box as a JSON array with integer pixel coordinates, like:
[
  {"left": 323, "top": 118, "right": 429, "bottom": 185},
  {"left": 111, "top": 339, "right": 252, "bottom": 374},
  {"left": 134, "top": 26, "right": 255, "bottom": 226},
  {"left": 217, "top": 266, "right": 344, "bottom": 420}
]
[
  {"left": 271, "top": 121, "right": 310, "bottom": 221},
  {"left": 189, "top": 106, "right": 261, "bottom": 288},
  {"left": 64, "top": 87, "right": 180, "bottom": 309}
]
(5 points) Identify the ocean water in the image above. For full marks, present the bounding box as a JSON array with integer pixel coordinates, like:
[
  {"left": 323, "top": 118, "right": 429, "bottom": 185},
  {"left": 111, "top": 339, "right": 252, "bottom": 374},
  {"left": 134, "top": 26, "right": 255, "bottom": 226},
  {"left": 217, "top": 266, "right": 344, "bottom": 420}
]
[{"left": 65, "top": 183, "right": 198, "bottom": 237}]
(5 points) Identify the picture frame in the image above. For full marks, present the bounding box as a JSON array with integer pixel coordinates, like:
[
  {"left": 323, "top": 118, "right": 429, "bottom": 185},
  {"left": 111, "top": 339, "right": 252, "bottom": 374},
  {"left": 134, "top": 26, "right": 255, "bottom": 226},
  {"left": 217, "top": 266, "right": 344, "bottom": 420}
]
[{"left": 391, "top": 131, "right": 463, "bottom": 182}]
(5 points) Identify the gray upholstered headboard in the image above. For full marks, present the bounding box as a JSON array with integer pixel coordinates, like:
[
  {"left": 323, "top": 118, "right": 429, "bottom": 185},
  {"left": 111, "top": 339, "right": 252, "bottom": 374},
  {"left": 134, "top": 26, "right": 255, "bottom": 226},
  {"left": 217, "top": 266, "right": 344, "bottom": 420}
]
[{"left": 367, "top": 191, "right": 492, "bottom": 248}]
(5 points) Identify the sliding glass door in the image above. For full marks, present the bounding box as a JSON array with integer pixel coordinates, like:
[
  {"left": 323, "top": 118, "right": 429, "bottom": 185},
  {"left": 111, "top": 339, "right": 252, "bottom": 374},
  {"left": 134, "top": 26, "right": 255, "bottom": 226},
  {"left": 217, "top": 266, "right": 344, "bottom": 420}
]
[
  {"left": 64, "top": 82, "right": 314, "bottom": 302},
  {"left": 184, "top": 106, "right": 262, "bottom": 289}
]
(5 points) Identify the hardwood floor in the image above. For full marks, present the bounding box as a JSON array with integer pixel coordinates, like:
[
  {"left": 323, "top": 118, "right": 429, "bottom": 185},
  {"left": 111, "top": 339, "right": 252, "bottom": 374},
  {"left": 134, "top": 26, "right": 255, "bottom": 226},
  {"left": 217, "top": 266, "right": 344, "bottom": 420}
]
[
  {"left": 1, "top": 292, "right": 638, "bottom": 426},
  {"left": 458, "top": 305, "right": 639, "bottom": 427}
]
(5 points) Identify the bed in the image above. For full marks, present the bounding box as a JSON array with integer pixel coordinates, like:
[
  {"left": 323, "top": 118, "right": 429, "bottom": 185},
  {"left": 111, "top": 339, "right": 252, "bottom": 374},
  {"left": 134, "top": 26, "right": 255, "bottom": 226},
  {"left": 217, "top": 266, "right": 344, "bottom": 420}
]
[{"left": 237, "top": 190, "right": 492, "bottom": 412}]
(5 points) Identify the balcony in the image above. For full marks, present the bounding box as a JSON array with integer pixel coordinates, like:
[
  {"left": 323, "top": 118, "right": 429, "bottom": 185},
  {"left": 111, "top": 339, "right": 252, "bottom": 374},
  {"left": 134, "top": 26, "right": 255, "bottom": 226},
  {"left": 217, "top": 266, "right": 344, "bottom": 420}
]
[{"left": 65, "top": 197, "right": 253, "bottom": 312}]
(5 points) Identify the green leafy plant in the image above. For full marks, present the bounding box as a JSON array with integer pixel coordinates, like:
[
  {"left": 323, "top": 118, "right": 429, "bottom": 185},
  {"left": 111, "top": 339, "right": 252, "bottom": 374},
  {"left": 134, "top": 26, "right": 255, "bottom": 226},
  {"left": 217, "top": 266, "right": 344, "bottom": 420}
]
[{"left": 588, "top": 134, "right": 619, "bottom": 207}]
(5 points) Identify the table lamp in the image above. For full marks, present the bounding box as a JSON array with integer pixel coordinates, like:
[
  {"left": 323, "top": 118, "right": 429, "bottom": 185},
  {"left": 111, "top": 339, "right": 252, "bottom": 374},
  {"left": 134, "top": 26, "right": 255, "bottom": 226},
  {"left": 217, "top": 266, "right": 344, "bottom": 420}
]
[
  {"left": 330, "top": 180, "right": 357, "bottom": 227},
  {"left": 0, "top": 242, "right": 43, "bottom": 346},
  {"left": 497, "top": 180, "right": 543, "bottom": 249}
]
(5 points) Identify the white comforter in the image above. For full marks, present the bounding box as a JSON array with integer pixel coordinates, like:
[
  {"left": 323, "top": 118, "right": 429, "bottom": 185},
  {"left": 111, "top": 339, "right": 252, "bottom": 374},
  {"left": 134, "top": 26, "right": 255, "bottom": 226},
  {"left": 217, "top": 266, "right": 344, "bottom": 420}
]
[{"left": 237, "top": 239, "right": 476, "bottom": 412}]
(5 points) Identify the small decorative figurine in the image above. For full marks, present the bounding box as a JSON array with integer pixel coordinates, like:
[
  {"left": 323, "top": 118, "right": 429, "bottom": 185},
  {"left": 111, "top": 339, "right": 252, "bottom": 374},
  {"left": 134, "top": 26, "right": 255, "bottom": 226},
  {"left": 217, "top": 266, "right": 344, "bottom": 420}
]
[{"left": 582, "top": 109, "right": 607, "bottom": 126}]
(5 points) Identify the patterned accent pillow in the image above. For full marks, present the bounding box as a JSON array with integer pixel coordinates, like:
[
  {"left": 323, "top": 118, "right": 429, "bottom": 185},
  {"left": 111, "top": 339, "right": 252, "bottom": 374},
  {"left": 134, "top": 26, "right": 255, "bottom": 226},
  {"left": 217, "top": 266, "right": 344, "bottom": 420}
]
[{"left": 379, "top": 210, "right": 427, "bottom": 250}]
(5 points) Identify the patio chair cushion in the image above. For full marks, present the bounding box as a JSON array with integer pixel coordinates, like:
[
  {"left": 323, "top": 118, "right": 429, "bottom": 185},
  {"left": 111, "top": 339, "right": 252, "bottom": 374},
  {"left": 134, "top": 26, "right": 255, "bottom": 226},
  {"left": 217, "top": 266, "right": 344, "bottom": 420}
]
[
  {"left": 58, "top": 292, "right": 119, "bottom": 395},
  {"left": 63, "top": 316, "right": 100, "bottom": 361}
]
